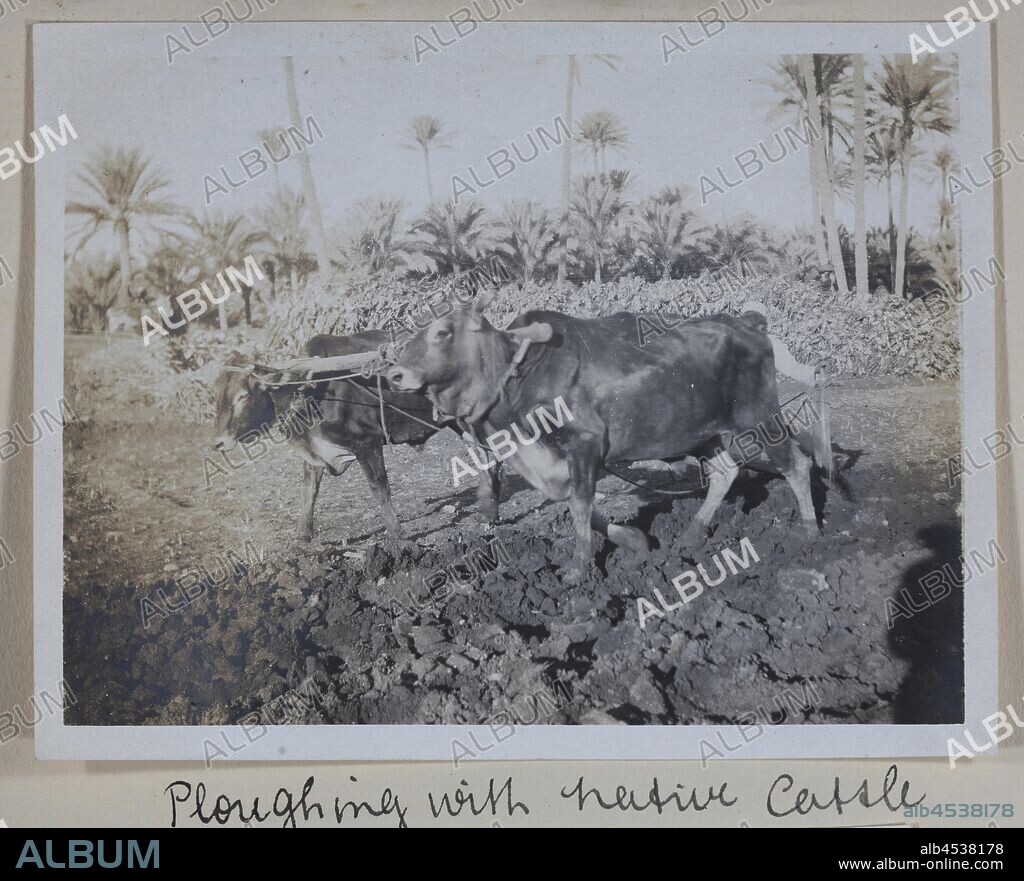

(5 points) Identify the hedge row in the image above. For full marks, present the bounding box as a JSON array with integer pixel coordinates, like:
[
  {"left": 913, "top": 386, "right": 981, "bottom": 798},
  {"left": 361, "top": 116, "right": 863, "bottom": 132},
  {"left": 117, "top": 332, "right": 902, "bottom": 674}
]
[{"left": 266, "top": 274, "right": 959, "bottom": 380}]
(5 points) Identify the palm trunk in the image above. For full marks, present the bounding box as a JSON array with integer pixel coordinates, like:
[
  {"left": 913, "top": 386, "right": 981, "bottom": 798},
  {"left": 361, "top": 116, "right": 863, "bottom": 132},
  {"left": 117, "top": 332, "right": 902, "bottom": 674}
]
[
  {"left": 594, "top": 248, "right": 602, "bottom": 283},
  {"left": 290, "top": 265, "right": 298, "bottom": 291},
  {"left": 115, "top": 221, "right": 132, "bottom": 309},
  {"left": 820, "top": 144, "right": 850, "bottom": 297},
  {"left": 422, "top": 147, "right": 434, "bottom": 204},
  {"left": 806, "top": 134, "right": 828, "bottom": 267},
  {"left": 284, "top": 57, "right": 331, "bottom": 278},
  {"left": 821, "top": 58, "right": 835, "bottom": 162},
  {"left": 896, "top": 152, "right": 911, "bottom": 299},
  {"left": 217, "top": 301, "right": 228, "bottom": 334},
  {"left": 853, "top": 55, "right": 869, "bottom": 301},
  {"left": 800, "top": 55, "right": 848, "bottom": 296},
  {"left": 886, "top": 167, "right": 896, "bottom": 289},
  {"left": 661, "top": 260, "right": 671, "bottom": 281},
  {"left": 939, "top": 169, "right": 950, "bottom": 233},
  {"left": 242, "top": 285, "right": 253, "bottom": 325},
  {"left": 557, "top": 55, "right": 575, "bottom": 284}
]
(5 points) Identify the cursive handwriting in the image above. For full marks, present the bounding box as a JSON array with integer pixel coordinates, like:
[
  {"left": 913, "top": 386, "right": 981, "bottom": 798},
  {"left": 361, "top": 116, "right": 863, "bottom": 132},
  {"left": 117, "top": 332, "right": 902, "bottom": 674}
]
[
  {"left": 427, "top": 776, "right": 529, "bottom": 819},
  {"left": 162, "top": 765, "right": 926, "bottom": 827},
  {"left": 766, "top": 764, "right": 926, "bottom": 817},
  {"left": 165, "top": 775, "right": 408, "bottom": 828},
  {"left": 560, "top": 777, "right": 737, "bottom": 814}
]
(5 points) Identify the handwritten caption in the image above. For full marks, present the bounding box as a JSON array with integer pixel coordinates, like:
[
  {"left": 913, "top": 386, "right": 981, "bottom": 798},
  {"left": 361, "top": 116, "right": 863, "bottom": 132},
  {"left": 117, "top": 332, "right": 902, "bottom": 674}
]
[{"left": 164, "top": 765, "right": 924, "bottom": 828}]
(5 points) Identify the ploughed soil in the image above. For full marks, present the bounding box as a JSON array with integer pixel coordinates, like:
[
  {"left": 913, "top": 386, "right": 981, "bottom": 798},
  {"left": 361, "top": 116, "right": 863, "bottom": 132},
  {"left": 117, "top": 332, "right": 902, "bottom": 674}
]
[{"left": 63, "top": 377, "right": 963, "bottom": 728}]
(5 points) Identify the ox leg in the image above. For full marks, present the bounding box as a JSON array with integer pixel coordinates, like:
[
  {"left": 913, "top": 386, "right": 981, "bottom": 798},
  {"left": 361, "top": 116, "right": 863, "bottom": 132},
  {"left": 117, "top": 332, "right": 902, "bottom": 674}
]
[
  {"left": 357, "top": 446, "right": 402, "bottom": 540},
  {"left": 780, "top": 439, "right": 818, "bottom": 534},
  {"left": 297, "top": 463, "right": 325, "bottom": 541},
  {"left": 565, "top": 441, "right": 601, "bottom": 584},
  {"left": 476, "top": 457, "right": 502, "bottom": 523},
  {"left": 683, "top": 449, "right": 739, "bottom": 547}
]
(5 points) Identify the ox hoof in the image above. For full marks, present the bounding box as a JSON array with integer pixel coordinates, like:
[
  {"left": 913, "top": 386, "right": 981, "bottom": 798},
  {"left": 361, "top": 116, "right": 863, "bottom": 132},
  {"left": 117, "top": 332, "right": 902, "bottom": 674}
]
[
  {"left": 680, "top": 521, "right": 709, "bottom": 551},
  {"left": 471, "top": 509, "right": 500, "bottom": 526},
  {"left": 802, "top": 520, "right": 821, "bottom": 538},
  {"left": 562, "top": 562, "right": 593, "bottom": 586},
  {"left": 383, "top": 535, "right": 414, "bottom": 556},
  {"left": 607, "top": 524, "right": 650, "bottom": 557}
]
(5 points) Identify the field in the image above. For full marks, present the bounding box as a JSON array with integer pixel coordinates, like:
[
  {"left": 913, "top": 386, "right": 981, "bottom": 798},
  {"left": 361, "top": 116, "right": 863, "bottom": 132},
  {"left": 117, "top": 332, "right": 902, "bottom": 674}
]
[{"left": 63, "top": 363, "right": 963, "bottom": 729}]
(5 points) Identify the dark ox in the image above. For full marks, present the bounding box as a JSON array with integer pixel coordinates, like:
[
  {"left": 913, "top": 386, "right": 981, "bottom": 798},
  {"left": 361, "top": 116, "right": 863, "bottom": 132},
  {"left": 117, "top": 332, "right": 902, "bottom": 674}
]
[
  {"left": 213, "top": 331, "right": 447, "bottom": 541},
  {"left": 386, "top": 292, "right": 817, "bottom": 581}
]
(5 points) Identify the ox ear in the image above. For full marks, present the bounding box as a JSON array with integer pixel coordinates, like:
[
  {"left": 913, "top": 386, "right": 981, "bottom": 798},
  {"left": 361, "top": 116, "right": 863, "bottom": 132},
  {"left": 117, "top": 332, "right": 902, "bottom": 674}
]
[
  {"left": 465, "top": 287, "right": 497, "bottom": 330},
  {"left": 472, "top": 287, "right": 497, "bottom": 315},
  {"left": 249, "top": 362, "right": 283, "bottom": 385},
  {"left": 509, "top": 322, "right": 553, "bottom": 344},
  {"left": 224, "top": 350, "right": 252, "bottom": 370}
]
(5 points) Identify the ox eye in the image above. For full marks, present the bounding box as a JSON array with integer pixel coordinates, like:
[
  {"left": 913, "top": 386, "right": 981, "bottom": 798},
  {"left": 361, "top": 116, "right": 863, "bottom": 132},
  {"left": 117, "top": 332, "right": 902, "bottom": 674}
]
[
  {"left": 434, "top": 327, "right": 452, "bottom": 342},
  {"left": 234, "top": 391, "right": 248, "bottom": 405}
]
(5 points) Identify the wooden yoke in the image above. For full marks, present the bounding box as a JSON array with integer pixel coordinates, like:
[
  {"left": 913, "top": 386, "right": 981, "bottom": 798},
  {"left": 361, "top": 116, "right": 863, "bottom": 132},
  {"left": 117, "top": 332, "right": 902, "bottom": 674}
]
[{"left": 258, "top": 351, "right": 380, "bottom": 375}]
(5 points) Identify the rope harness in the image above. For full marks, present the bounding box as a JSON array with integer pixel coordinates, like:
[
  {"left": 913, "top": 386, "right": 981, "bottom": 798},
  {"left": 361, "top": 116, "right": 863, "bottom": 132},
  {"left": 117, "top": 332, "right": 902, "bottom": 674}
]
[{"left": 237, "top": 348, "right": 434, "bottom": 444}]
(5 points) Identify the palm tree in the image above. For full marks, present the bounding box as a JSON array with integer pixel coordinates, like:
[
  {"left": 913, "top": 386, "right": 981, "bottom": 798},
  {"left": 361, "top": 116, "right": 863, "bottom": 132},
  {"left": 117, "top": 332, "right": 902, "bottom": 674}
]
[
  {"left": 337, "top": 197, "right": 418, "bottom": 277},
  {"left": 634, "top": 186, "right": 706, "bottom": 280},
  {"left": 137, "top": 235, "right": 193, "bottom": 330},
  {"left": 875, "top": 55, "right": 954, "bottom": 298},
  {"left": 499, "top": 200, "right": 558, "bottom": 282},
  {"left": 852, "top": 55, "right": 869, "bottom": 301},
  {"left": 402, "top": 115, "right": 455, "bottom": 205},
  {"left": 776, "top": 228, "right": 821, "bottom": 281},
  {"left": 411, "top": 200, "right": 499, "bottom": 275},
  {"left": 765, "top": 54, "right": 852, "bottom": 271},
  {"left": 541, "top": 53, "right": 622, "bottom": 283},
  {"left": 575, "top": 110, "right": 629, "bottom": 174},
  {"left": 65, "top": 146, "right": 178, "bottom": 309},
  {"left": 282, "top": 57, "right": 331, "bottom": 277},
  {"left": 799, "top": 54, "right": 850, "bottom": 295},
  {"left": 259, "top": 186, "right": 313, "bottom": 292},
  {"left": 866, "top": 119, "right": 901, "bottom": 288},
  {"left": 178, "top": 209, "right": 265, "bottom": 332},
  {"left": 65, "top": 252, "right": 122, "bottom": 332},
  {"left": 570, "top": 171, "right": 631, "bottom": 283},
  {"left": 705, "top": 219, "right": 774, "bottom": 278}
]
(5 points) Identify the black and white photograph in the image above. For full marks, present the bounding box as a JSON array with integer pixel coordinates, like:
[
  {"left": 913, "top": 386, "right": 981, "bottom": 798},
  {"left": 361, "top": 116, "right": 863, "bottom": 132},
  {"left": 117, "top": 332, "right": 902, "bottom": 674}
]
[{"left": 30, "top": 19, "right": 997, "bottom": 761}]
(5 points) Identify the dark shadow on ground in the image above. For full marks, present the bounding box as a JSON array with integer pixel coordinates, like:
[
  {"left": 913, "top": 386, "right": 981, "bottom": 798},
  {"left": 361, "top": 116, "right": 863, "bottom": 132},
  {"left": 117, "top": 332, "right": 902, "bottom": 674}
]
[{"left": 889, "top": 523, "right": 965, "bottom": 724}]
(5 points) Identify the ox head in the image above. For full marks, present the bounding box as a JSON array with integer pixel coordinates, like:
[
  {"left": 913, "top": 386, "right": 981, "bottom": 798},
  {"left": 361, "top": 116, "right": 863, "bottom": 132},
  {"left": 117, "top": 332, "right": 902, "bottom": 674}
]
[
  {"left": 385, "top": 289, "right": 552, "bottom": 420},
  {"left": 212, "top": 353, "right": 278, "bottom": 451}
]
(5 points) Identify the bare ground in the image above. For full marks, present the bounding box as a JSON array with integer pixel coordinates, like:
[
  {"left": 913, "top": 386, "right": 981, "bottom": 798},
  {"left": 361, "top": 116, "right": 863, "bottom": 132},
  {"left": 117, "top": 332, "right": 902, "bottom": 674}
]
[{"left": 63, "top": 377, "right": 963, "bottom": 727}]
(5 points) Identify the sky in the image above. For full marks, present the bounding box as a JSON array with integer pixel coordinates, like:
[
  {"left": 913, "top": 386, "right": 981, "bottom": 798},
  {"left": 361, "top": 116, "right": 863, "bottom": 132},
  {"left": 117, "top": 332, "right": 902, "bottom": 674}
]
[{"left": 47, "top": 21, "right": 959, "bottom": 256}]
